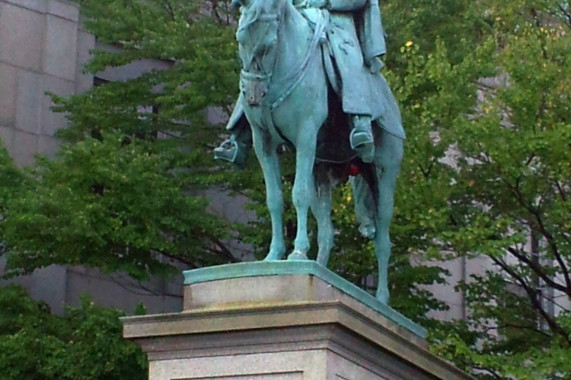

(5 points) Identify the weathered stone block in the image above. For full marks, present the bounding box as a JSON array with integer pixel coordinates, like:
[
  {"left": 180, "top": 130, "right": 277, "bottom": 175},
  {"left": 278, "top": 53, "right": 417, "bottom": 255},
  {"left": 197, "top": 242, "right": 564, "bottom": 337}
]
[
  {"left": 0, "top": 2, "right": 44, "bottom": 71},
  {"left": 47, "top": 0, "right": 79, "bottom": 22},
  {"left": 0, "top": 125, "right": 14, "bottom": 148},
  {"left": 43, "top": 15, "right": 78, "bottom": 81},
  {"left": 12, "top": 129, "right": 38, "bottom": 166},
  {"left": 3, "top": 0, "right": 45, "bottom": 13},
  {"left": 123, "top": 262, "right": 475, "bottom": 380},
  {"left": 15, "top": 70, "right": 42, "bottom": 134},
  {"left": 0, "top": 63, "right": 17, "bottom": 125}
]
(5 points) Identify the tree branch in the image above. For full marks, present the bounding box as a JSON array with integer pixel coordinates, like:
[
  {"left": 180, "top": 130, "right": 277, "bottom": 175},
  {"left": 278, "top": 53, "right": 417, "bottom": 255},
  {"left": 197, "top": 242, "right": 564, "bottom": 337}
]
[
  {"left": 555, "top": 180, "right": 567, "bottom": 202},
  {"left": 496, "top": 322, "right": 552, "bottom": 338},
  {"left": 504, "top": 177, "right": 571, "bottom": 292},
  {"left": 506, "top": 246, "right": 570, "bottom": 297},
  {"left": 558, "top": 4, "right": 571, "bottom": 28},
  {"left": 161, "top": 0, "right": 176, "bottom": 21},
  {"left": 206, "top": 237, "right": 242, "bottom": 263},
  {"left": 491, "top": 256, "right": 570, "bottom": 344}
]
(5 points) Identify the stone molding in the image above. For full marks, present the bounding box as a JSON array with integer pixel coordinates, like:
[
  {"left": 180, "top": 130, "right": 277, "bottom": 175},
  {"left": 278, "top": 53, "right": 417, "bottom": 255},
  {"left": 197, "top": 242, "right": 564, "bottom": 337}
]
[
  {"left": 123, "top": 263, "right": 475, "bottom": 380},
  {"left": 1, "top": 0, "right": 79, "bottom": 21}
]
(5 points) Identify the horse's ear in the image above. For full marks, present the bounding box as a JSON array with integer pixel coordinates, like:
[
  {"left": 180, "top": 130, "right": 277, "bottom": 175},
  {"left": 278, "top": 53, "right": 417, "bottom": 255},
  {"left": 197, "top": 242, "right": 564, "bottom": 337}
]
[{"left": 231, "top": 0, "right": 243, "bottom": 8}]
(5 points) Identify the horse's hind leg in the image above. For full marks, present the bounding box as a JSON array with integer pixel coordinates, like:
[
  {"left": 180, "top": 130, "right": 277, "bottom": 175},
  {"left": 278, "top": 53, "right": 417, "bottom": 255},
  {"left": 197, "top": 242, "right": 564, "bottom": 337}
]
[
  {"left": 252, "top": 129, "right": 286, "bottom": 261},
  {"left": 311, "top": 181, "right": 334, "bottom": 267},
  {"left": 374, "top": 130, "right": 404, "bottom": 304}
]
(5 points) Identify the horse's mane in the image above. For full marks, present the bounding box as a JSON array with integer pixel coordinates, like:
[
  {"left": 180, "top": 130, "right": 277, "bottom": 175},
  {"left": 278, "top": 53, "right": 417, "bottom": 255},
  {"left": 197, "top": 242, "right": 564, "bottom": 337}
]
[{"left": 237, "top": 0, "right": 265, "bottom": 32}]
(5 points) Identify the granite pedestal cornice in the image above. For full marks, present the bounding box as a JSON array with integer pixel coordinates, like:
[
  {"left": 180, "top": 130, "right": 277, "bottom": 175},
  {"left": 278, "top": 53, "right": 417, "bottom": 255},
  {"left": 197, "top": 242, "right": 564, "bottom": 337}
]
[{"left": 122, "top": 262, "right": 475, "bottom": 380}]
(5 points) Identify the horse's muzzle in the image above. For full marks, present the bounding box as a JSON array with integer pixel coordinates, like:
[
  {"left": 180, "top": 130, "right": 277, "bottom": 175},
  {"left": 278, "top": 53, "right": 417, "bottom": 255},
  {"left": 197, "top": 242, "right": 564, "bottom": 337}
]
[
  {"left": 245, "top": 86, "right": 266, "bottom": 107},
  {"left": 241, "top": 72, "right": 269, "bottom": 108}
]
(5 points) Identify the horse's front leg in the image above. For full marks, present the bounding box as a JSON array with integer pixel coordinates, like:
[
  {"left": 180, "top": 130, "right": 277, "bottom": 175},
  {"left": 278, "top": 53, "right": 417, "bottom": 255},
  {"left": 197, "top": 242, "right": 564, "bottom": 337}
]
[
  {"left": 252, "top": 128, "right": 286, "bottom": 261},
  {"left": 288, "top": 126, "right": 318, "bottom": 261},
  {"left": 373, "top": 131, "right": 404, "bottom": 304}
]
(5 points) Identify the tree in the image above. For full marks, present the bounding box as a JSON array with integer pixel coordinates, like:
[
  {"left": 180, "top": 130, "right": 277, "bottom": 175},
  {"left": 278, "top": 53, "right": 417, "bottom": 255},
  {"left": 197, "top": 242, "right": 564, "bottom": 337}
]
[
  {"left": 0, "top": 284, "right": 147, "bottom": 380},
  {"left": 0, "top": 0, "right": 447, "bottom": 324},
  {"left": 1, "top": 0, "right": 242, "bottom": 281},
  {"left": 380, "top": 0, "right": 571, "bottom": 378}
]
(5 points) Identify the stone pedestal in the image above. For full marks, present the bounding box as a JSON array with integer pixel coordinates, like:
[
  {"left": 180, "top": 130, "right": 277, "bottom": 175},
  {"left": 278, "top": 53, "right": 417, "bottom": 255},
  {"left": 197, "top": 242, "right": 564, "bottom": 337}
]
[{"left": 122, "top": 261, "right": 474, "bottom": 380}]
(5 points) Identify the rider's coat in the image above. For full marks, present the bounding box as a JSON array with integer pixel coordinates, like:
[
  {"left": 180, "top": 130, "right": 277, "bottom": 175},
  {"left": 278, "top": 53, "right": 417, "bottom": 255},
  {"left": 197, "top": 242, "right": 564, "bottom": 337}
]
[{"left": 320, "top": 0, "right": 403, "bottom": 140}]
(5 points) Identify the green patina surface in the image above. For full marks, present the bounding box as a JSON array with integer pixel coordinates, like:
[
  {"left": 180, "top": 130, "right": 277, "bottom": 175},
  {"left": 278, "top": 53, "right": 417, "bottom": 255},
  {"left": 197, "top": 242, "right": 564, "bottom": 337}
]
[
  {"left": 214, "top": 0, "right": 405, "bottom": 305},
  {"left": 183, "top": 261, "right": 427, "bottom": 338}
]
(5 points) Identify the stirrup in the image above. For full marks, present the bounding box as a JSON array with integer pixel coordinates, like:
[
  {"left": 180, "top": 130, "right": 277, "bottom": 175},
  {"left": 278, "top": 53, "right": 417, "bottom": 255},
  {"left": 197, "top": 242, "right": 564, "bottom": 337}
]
[
  {"left": 350, "top": 129, "right": 374, "bottom": 163},
  {"left": 214, "top": 139, "right": 238, "bottom": 163},
  {"left": 350, "top": 129, "right": 373, "bottom": 149}
]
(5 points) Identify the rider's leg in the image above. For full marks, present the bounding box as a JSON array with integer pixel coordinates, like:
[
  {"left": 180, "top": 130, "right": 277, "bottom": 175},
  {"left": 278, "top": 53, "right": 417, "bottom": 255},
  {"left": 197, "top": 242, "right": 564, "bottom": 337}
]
[{"left": 350, "top": 114, "right": 374, "bottom": 163}]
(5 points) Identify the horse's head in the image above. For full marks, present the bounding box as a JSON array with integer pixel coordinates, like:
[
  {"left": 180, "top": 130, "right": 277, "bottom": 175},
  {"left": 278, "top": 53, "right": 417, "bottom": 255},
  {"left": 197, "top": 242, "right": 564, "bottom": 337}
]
[
  {"left": 235, "top": 0, "right": 283, "bottom": 72},
  {"left": 235, "top": 0, "right": 286, "bottom": 106}
]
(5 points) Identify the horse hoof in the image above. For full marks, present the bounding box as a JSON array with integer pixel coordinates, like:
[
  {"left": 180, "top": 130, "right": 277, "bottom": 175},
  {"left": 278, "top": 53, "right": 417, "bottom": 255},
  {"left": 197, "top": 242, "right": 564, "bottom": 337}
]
[
  {"left": 358, "top": 223, "right": 375, "bottom": 239},
  {"left": 263, "top": 256, "right": 280, "bottom": 261},
  {"left": 287, "top": 251, "right": 309, "bottom": 261},
  {"left": 376, "top": 290, "right": 390, "bottom": 304},
  {"left": 316, "top": 252, "right": 330, "bottom": 267},
  {"left": 263, "top": 250, "right": 285, "bottom": 261}
]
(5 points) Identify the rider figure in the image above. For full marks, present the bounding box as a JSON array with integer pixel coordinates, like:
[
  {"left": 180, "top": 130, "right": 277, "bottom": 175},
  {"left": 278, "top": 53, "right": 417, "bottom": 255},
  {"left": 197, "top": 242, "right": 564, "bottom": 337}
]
[{"left": 215, "top": 0, "right": 389, "bottom": 166}]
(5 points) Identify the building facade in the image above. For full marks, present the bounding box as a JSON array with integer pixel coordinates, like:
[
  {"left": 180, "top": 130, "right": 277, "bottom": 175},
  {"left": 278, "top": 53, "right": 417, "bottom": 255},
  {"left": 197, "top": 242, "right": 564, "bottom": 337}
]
[{"left": 0, "top": 0, "right": 183, "bottom": 315}]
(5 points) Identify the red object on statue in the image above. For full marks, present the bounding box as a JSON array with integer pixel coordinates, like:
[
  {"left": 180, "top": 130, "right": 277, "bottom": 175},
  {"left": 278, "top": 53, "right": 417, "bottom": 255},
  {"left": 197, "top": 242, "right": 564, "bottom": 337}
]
[{"left": 348, "top": 163, "right": 360, "bottom": 176}]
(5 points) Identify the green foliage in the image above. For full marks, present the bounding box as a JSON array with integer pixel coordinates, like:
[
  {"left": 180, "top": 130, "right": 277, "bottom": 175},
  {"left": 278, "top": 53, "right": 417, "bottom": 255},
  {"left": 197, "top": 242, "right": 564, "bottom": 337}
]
[
  {"left": 1, "top": 0, "right": 242, "bottom": 279},
  {"left": 0, "top": 145, "right": 27, "bottom": 215},
  {"left": 2, "top": 132, "right": 228, "bottom": 280},
  {"left": 0, "top": 285, "right": 146, "bottom": 380},
  {"left": 382, "top": 0, "right": 571, "bottom": 378},
  {"left": 2, "top": 0, "right": 569, "bottom": 377}
]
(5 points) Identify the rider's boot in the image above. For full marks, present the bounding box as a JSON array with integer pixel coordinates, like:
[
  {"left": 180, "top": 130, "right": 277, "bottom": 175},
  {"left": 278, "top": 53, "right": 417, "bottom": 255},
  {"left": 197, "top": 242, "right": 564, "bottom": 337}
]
[{"left": 350, "top": 115, "right": 374, "bottom": 163}]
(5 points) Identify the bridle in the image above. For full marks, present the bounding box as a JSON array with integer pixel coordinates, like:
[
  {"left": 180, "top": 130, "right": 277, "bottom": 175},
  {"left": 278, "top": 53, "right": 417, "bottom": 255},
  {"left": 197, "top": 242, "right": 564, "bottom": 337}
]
[
  {"left": 237, "top": 0, "right": 284, "bottom": 79},
  {"left": 237, "top": 0, "right": 327, "bottom": 110}
]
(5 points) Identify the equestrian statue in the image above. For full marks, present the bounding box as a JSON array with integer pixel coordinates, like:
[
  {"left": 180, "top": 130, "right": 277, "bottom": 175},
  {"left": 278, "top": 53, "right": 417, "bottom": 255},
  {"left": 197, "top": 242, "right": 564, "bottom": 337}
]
[{"left": 214, "top": 0, "right": 405, "bottom": 303}]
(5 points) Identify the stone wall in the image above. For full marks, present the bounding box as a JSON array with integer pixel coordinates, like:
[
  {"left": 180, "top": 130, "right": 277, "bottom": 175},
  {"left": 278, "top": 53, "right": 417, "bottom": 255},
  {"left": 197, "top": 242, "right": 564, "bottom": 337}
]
[
  {"left": 0, "top": 0, "right": 93, "bottom": 165},
  {"left": 0, "top": 0, "right": 185, "bottom": 315}
]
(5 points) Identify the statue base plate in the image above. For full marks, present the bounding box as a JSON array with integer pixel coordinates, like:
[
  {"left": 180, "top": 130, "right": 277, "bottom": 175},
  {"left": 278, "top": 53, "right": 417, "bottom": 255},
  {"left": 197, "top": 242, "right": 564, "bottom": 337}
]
[{"left": 122, "top": 261, "right": 474, "bottom": 380}]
